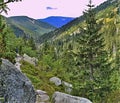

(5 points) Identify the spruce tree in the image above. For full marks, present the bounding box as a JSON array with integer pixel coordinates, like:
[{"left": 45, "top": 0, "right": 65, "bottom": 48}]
[
  {"left": 75, "top": 0, "right": 113, "bottom": 102},
  {"left": 28, "top": 37, "right": 36, "bottom": 50},
  {"left": 0, "top": 16, "right": 6, "bottom": 57}
]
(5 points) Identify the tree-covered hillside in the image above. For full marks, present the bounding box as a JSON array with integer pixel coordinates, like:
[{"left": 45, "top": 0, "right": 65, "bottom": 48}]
[
  {"left": 0, "top": 16, "right": 38, "bottom": 63},
  {"left": 6, "top": 16, "right": 56, "bottom": 42},
  {"left": 0, "top": 0, "right": 120, "bottom": 103},
  {"left": 35, "top": 0, "right": 120, "bottom": 102}
]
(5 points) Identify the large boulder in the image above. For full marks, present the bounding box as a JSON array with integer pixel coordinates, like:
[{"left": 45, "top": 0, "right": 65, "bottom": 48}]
[
  {"left": 36, "top": 90, "right": 50, "bottom": 103},
  {"left": 52, "top": 92, "right": 92, "bottom": 103},
  {"left": 49, "top": 77, "right": 62, "bottom": 86},
  {"left": 0, "top": 59, "right": 36, "bottom": 103}
]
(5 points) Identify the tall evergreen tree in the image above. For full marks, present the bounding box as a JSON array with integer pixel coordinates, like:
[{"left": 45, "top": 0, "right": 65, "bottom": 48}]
[
  {"left": 28, "top": 37, "right": 36, "bottom": 50},
  {"left": 74, "top": 0, "right": 113, "bottom": 102},
  {"left": 0, "top": 16, "right": 6, "bottom": 57}
]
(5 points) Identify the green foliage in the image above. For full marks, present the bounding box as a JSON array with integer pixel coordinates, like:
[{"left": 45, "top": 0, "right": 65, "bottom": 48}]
[
  {"left": 0, "top": 0, "right": 119, "bottom": 102},
  {"left": 20, "top": 0, "right": 120, "bottom": 102},
  {"left": 22, "top": 46, "right": 37, "bottom": 57},
  {"left": 21, "top": 61, "right": 42, "bottom": 89},
  {"left": 28, "top": 37, "right": 36, "bottom": 50},
  {"left": 70, "top": 0, "right": 115, "bottom": 102},
  {"left": 6, "top": 16, "right": 56, "bottom": 42},
  {"left": 103, "top": 6, "right": 120, "bottom": 55},
  {"left": 21, "top": 60, "right": 65, "bottom": 97},
  {"left": 106, "top": 90, "right": 120, "bottom": 103},
  {"left": 0, "top": 15, "right": 37, "bottom": 63},
  {"left": 3, "top": 51, "right": 16, "bottom": 63}
]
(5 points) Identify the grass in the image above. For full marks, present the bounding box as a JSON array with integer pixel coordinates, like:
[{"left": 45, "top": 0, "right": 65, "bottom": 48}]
[{"left": 20, "top": 60, "right": 64, "bottom": 97}]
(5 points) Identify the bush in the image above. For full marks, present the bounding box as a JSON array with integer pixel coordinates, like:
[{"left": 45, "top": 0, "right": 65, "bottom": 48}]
[
  {"left": 3, "top": 51, "right": 16, "bottom": 63},
  {"left": 22, "top": 47, "right": 37, "bottom": 57}
]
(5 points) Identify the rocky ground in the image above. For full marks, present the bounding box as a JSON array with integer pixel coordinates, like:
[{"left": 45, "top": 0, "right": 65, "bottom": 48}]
[{"left": 0, "top": 58, "right": 92, "bottom": 103}]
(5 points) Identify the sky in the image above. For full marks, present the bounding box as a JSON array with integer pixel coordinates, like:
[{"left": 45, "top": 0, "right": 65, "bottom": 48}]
[{"left": 3, "top": 0, "right": 107, "bottom": 19}]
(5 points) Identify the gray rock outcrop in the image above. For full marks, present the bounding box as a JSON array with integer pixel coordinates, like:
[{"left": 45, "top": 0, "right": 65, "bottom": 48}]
[
  {"left": 0, "top": 59, "right": 36, "bottom": 103},
  {"left": 49, "top": 77, "right": 62, "bottom": 86},
  {"left": 23, "top": 54, "right": 38, "bottom": 66},
  {"left": 36, "top": 90, "right": 50, "bottom": 103},
  {"left": 52, "top": 92, "right": 92, "bottom": 103}
]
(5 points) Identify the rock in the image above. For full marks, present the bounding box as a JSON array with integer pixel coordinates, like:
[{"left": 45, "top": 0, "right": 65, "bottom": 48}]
[
  {"left": 36, "top": 90, "right": 50, "bottom": 103},
  {"left": 62, "top": 81, "right": 72, "bottom": 88},
  {"left": 23, "top": 54, "right": 38, "bottom": 66},
  {"left": 0, "top": 59, "right": 36, "bottom": 103},
  {"left": 62, "top": 81, "right": 73, "bottom": 93},
  {"left": 15, "top": 62, "right": 21, "bottom": 71},
  {"left": 52, "top": 92, "right": 92, "bottom": 103},
  {"left": 49, "top": 77, "right": 62, "bottom": 86},
  {"left": 15, "top": 54, "right": 22, "bottom": 71},
  {"left": 49, "top": 76, "right": 73, "bottom": 93},
  {"left": 15, "top": 54, "right": 22, "bottom": 62}
]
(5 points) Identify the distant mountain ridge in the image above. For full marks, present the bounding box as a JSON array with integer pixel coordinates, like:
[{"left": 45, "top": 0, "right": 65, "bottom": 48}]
[
  {"left": 39, "top": 16, "right": 75, "bottom": 28},
  {"left": 6, "top": 16, "right": 56, "bottom": 42}
]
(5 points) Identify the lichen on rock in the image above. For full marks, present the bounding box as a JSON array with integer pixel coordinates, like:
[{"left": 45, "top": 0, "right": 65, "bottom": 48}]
[{"left": 0, "top": 59, "right": 36, "bottom": 103}]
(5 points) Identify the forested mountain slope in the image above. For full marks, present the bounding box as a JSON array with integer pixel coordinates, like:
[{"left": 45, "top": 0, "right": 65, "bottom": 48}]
[
  {"left": 38, "top": 0, "right": 117, "bottom": 44},
  {"left": 0, "top": 0, "right": 120, "bottom": 103},
  {"left": 36, "top": 0, "right": 120, "bottom": 102},
  {"left": 6, "top": 16, "right": 56, "bottom": 42}
]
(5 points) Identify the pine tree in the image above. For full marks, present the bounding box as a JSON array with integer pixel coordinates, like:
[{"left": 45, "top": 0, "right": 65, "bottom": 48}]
[
  {"left": 75, "top": 0, "right": 113, "bottom": 102},
  {"left": 28, "top": 37, "right": 36, "bottom": 50},
  {"left": 0, "top": 16, "right": 6, "bottom": 56}
]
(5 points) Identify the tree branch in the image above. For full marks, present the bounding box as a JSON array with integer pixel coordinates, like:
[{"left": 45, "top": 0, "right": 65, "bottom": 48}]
[{"left": 0, "top": 0, "right": 22, "bottom": 6}]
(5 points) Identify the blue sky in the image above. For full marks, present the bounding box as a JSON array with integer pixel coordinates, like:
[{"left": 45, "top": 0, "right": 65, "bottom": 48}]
[{"left": 3, "top": 0, "right": 107, "bottom": 19}]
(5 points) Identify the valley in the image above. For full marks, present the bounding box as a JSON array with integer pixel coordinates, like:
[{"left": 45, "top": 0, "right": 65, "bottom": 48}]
[{"left": 0, "top": 0, "right": 120, "bottom": 103}]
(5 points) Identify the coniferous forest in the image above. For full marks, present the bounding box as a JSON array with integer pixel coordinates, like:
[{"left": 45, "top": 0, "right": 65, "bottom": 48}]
[{"left": 0, "top": 0, "right": 120, "bottom": 103}]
